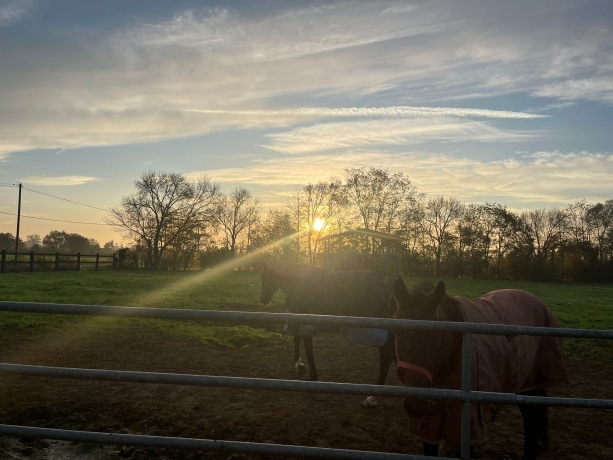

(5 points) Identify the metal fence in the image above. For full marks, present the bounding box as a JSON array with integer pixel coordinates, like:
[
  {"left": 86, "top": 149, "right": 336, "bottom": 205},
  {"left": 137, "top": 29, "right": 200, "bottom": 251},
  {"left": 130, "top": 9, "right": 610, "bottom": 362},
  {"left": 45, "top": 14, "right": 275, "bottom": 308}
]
[{"left": 1, "top": 301, "right": 613, "bottom": 460}]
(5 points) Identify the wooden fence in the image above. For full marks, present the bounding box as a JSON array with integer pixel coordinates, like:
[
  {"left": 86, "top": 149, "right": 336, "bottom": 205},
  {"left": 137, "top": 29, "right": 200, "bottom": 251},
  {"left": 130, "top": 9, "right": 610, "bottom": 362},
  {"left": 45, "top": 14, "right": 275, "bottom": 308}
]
[{"left": 0, "top": 250, "right": 116, "bottom": 273}]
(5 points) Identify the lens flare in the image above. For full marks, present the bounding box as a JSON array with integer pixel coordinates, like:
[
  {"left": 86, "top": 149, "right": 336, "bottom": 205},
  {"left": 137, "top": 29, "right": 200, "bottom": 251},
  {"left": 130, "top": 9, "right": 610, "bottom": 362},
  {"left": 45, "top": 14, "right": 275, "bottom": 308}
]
[
  {"left": 313, "top": 218, "right": 324, "bottom": 231},
  {"left": 136, "top": 230, "right": 305, "bottom": 307}
]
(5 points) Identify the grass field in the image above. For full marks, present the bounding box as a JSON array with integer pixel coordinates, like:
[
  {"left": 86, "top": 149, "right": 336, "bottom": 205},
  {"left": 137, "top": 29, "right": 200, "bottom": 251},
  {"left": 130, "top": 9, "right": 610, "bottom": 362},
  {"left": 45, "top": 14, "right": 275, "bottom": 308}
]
[{"left": 1, "top": 270, "right": 613, "bottom": 358}]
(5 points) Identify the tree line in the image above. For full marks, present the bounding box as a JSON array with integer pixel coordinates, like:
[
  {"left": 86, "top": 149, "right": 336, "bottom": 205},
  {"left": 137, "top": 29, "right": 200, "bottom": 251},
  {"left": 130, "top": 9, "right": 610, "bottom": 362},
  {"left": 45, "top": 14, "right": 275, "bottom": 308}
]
[
  {"left": 105, "top": 170, "right": 612, "bottom": 282},
  {"left": 0, "top": 231, "right": 118, "bottom": 254}
]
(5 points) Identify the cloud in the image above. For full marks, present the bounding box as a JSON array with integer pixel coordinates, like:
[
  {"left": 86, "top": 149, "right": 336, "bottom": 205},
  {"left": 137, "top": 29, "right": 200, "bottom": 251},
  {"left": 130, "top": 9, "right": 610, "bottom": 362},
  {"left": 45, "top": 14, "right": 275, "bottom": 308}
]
[
  {"left": 0, "top": 1, "right": 611, "bottom": 157},
  {"left": 190, "top": 150, "right": 613, "bottom": 207},
  {"left": 533, "top": 77, "right": 613, "bottom": 104},
  {"left": 183, "top": 106, "right": 548, "bottom": 119},
  {"left": 24, "top": 175, "right": 99, "bottom": 186},
  {"left": 126, "top": 4, "right": 452, "bottom": 61},
  {"left": 0, "top": 0, "right": 33, "bottom": 27},
  {"left": 262, "top": 118, "right": 534, "bottom": 154}
]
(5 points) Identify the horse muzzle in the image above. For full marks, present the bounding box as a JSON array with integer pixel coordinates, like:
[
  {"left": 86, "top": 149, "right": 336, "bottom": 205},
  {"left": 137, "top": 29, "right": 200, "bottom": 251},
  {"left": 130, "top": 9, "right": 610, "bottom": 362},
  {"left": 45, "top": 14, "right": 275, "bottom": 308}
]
[{"left": 260, "top": 295, "right": 271, "bottom": 305}]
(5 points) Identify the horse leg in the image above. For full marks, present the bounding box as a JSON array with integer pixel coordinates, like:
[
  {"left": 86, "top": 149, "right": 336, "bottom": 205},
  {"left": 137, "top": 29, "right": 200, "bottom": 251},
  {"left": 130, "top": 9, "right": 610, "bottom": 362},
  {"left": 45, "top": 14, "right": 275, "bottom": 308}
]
[
  {"left": 363, "top": 334, "right": 395, "bottom": 407},
  {"left": 535, "top": 389, "right": 548, "bottom": 445},
  {"left": 303, "top": 335, "right": 318, "bottom": 381},
  {"left": 519, "top": 388, "right": 549, "bottom": 459},
  {"left": 518, "top": 396, "right": 539, "bottom": 460},
  {"left": 423, "top": 443, "right": 439, "bottom": 456},
  {"left": 293, "top": 335, "right": 306, "bottom": 378}
]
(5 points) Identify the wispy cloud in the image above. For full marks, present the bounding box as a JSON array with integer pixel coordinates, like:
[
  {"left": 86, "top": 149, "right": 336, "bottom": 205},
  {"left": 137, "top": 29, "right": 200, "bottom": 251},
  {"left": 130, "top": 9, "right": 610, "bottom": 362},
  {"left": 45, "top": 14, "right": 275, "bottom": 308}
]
[
  {"left": 183, "top": 106, "right": 548, "bottom": 119},
  {"left": 127, "top": 4, "right": 453, "bottom": 61},
  {"left": 191, "top": 150, "right": 613, "bottom": 207},
  {"left": 263, "top": 118, "right": 534, "bottom": 154},
  {"left": 0, "top": 0, "right": 33, "bottom": 27},
  {"left": 0, "top": 1, "right": 611, "bottom": 158},
  {"left": 24, "top": 176, "right": 99, "bottom": 186},
  {"left": 533, "top": 77, "right": 613, "bottom": 104}
]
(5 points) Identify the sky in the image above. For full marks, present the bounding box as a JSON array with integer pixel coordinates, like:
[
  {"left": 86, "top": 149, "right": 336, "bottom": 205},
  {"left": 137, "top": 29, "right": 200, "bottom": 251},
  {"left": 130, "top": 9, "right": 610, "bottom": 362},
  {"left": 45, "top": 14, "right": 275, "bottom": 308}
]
[{"left": 1, "top": 0, "right": 612, "bottom": 244}]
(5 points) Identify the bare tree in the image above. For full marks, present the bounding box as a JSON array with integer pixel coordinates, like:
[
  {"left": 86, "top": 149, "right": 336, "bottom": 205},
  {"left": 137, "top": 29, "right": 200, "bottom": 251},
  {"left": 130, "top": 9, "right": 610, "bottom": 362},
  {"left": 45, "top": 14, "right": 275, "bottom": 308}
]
[
  {"left": 422, "top": 196, "right": 463, "bottom": 276},
  {"left": 587, "top": 200, "right": 613, "bottom": 266},
  {"left": 485, "top": 204, "right": 520, "bottom": 279},
  {"left": 522, "top": 208, "right": 567, "bottom": 265},
  {"left": 345, "top": 167, "right": 420, "bottom": 253},
  {"left": 25, "top": 234, "right": 41, "bottom": 249},
  {"left": 216, "top": 187, "right": 260, "bottom": 257},
  {"left": 303, "top": 181, "right": 347, "bottom": 265},
  {"left": 282, "top": 180, "right": 347, "bottom": 265},
  {"left": 108, "top": 171, "right": 219, "bottom": 270}
]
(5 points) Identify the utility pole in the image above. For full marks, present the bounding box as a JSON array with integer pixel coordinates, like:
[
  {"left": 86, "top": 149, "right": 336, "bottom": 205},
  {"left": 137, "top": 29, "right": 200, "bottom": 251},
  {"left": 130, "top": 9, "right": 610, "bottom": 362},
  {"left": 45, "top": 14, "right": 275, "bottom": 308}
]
[{"left": 15, "top": 183, "right": 22, "bottom": 260}]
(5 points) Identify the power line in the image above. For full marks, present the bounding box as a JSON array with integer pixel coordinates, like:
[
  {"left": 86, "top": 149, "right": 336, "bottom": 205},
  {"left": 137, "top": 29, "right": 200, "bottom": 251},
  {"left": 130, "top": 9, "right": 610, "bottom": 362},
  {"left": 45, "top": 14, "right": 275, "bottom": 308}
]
[
  {"left": 0, "top": 211, "right": 111, "bottom": 226},
  {"left": 21, "top": 186, "right": 110, "bottom": 212},
  {"left": 0, "top": 184, "right": 17, "bottom": 188}
]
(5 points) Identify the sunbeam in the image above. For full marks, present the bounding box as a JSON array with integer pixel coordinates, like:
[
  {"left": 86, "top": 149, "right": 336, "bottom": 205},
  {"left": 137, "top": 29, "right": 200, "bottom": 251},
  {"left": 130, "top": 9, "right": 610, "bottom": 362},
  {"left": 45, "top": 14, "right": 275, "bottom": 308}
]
[{"left": 135, "top": 230, "right": 305, "bottom": 307}]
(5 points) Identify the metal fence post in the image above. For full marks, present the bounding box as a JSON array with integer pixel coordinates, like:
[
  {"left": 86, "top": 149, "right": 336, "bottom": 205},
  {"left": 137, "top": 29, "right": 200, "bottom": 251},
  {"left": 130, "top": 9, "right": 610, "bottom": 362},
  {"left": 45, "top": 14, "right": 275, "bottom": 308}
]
[
  {"left": 30, "top": 251, "right": 34, "bottom": 272},
  {"left": 54, "top": 252, "right": 60, "bottom": 272},
  {"left": 1, "top": 250, "right": 5, "bottom": 273},
  {"left": 461, "top": 333, "right": 473, "bottom": 460}
]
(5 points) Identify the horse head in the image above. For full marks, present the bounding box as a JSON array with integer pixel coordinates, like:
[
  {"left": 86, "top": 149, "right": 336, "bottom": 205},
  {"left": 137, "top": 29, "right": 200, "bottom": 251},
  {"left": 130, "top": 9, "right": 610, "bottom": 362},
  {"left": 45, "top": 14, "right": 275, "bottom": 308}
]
[
  {"left": 392, "top": 278, "right": 461, "bottom": 418},
  {"left": 259, "top": 260, "right": 281, "bottom": 305}
]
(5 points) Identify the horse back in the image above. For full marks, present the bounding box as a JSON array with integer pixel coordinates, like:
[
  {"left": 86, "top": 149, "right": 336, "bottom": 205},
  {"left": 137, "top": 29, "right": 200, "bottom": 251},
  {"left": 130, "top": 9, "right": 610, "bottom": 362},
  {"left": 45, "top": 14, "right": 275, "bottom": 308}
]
[
  {"left": 295, "top": 269, "right": 394, "bottom": 318},
  {"left": 456, "top": 289, "right": 568, "bottom": 392},
  {"left": 438, "top": 289, "right": 569, "bottom": 448}
]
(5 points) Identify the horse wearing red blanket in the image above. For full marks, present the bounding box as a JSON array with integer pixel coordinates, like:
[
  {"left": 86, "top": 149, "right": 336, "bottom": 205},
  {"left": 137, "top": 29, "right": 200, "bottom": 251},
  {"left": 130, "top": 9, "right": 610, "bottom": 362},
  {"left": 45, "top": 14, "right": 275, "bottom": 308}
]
[{"left": 392, "top": 279, "right": 568, "bottom": 459}]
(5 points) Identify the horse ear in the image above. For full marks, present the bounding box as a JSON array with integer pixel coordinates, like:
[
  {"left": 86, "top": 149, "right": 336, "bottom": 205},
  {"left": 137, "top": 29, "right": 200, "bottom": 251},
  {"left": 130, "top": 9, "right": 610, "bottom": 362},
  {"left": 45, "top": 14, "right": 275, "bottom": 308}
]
[
  {"left": 394, "top": 278, "right": 409, "bottom": 306},
  {"left": 429, "top": 281, "right": 446, "bottom": 305},
  {"left": 259, "top": 255, "right": 270, "bottom": 270}
]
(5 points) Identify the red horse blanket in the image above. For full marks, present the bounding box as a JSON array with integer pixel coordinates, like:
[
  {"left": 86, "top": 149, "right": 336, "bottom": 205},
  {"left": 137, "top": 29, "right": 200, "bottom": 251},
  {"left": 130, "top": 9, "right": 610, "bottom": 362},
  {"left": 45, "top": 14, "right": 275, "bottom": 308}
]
[{"left": 409, "top": 289, "right": 568, "bottom": 449}]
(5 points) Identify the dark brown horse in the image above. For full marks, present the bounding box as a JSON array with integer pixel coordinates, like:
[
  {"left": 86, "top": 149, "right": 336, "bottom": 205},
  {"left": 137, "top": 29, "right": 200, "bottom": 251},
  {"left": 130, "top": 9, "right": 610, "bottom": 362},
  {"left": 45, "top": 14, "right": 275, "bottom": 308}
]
[
  {"left": 392, "top": 279, "right": 568, "bottom": 459},
  {"left": 260, "top": 260, "right": 397, "bottom": 406}
]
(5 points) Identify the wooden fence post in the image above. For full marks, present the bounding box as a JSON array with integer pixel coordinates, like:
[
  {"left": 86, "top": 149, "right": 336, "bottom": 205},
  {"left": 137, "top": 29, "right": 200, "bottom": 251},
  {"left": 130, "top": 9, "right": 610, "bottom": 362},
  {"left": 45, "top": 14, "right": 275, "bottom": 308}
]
[
  {"left": 76, "top": 252, "right": 81, "bottom": 271},
  {"left": 55, "top": 252, "right": 60, "bottom": 272},
  {"left": 95, "top": 253, "right": 100, "bottom": 271},
  {"left": 113, "top": 254, "right": 118, "bottom": 270},
  {"left": 30, "top": 251, "right": 34, "bottom": 272},
  {"left": 1, "top": 250, "right": 5, "bottom": 273}
]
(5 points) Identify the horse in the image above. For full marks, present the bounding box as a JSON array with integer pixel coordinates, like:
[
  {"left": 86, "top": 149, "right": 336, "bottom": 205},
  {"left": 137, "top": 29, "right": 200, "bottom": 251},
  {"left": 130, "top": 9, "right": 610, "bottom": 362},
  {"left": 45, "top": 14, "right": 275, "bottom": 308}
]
[
  {"left": 260, "top": 259, "right": 397, "bottom": 406},
  {"left": 392, "top": 278, "right": 568, "bottom": 459}
]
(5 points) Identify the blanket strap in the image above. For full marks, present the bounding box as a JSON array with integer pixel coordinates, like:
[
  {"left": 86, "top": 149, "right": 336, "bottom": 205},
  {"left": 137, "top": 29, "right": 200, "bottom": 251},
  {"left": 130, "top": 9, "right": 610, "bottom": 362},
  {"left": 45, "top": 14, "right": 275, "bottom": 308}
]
[{"left": 397, "top": 360, "right": 433, "bottom": 382}]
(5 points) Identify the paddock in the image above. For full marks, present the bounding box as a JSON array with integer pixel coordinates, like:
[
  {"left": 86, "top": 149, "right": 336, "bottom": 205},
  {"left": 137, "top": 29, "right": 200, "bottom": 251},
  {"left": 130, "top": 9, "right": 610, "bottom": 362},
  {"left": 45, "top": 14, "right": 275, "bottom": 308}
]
[{"left": 1, "top": 297, "right": 613, "bottom": 460}]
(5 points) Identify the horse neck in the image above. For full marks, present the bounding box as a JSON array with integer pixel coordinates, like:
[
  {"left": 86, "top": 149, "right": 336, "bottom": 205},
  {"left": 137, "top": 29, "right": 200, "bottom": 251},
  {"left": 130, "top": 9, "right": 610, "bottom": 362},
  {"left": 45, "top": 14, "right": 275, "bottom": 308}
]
[
  {"left": 435, "top": 297, "right": 466, "bottom": 385},
  {"left": 269, "top": 261, "right": 316, "bottom": 294}
]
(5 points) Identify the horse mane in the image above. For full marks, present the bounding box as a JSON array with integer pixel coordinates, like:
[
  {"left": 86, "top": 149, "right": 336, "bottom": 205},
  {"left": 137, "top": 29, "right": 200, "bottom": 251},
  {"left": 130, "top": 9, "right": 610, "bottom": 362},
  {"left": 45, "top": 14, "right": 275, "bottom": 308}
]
[{"left": 406, "top": 281, "right": 464, "bottom": 322}]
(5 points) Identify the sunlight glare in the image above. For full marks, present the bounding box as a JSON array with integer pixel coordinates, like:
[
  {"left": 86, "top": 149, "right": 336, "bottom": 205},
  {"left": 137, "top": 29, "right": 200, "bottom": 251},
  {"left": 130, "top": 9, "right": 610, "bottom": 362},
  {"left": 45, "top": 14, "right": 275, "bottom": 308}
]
[
  {"left": 313, "top": 218, "right": 324, "bottom": 231},
  {"left": 136, "top": 230, "right": 306, "bottom": 306}
]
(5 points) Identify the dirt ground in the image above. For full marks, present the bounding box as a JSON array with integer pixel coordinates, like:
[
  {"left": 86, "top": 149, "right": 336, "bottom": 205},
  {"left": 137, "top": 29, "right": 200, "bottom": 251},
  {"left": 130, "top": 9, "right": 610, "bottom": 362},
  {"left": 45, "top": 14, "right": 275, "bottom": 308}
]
[{"left": 1, "top": 305, "right": 612, "bottom": 460}]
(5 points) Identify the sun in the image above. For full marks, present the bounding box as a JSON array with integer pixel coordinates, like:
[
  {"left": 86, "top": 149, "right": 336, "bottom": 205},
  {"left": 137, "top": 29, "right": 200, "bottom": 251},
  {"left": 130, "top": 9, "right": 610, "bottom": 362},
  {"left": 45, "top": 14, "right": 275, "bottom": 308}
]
[{"left": 313, "top": 218, "right": 325, "bottom": 231}]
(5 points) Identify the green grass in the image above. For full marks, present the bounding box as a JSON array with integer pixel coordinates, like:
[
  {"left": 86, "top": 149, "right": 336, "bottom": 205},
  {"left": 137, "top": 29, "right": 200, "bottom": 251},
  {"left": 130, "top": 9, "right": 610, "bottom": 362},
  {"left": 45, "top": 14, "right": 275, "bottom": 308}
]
[
  {"left": 0, "top": 270, "right": 286, "bottom": 349},
  {"left": 1, "top": 271, "right": 612, "bottom": 356}
]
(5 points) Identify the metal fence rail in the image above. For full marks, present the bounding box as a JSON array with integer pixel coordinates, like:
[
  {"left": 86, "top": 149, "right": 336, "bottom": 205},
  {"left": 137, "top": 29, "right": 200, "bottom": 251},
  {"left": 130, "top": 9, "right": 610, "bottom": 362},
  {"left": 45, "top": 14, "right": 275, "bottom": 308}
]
[
  {"left": 2, "top": 363, "right": 613, "bottom": 409},
  {"left": 2, "top": 301, "right": 613, "bottom": 339},
  {"left": 0, "top": 424, "right": 439, "bottom": 460},
  {"left": 1, "top": 301, "right": 613, "bottom": 460}
]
